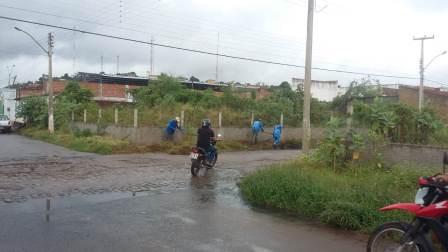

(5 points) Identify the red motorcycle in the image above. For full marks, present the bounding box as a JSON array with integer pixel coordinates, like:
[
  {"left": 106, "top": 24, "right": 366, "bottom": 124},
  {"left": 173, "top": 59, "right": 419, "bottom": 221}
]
[{"left": 367, "top": 175, "right": 448, "bottom": 252}]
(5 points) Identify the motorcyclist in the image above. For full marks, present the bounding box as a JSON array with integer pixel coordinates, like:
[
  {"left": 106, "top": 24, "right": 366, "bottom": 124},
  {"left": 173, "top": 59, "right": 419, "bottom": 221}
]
[
  {"left": 197, "top": 119, "right": 216, "bottom": 165},
  {"left": 251, "top": 118, "right": 264, "bottom": 144},
  {"left": 164, "top": 117, "right": 181, "bottom": 140},
  {"left": 272, "top": 124, "right": 283, "bottom": 149}
]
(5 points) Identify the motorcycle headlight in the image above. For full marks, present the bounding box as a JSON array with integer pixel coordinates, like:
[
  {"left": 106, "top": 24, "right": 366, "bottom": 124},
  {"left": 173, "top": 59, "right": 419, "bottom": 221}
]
[{"left": 415, "top": 187, "right": 429, "bottom": 205}]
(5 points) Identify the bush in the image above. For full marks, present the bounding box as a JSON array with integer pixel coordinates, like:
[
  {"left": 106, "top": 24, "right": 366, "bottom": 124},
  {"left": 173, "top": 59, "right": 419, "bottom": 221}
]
[
  {"left": 353, "top": 100, "right": 443, "bottom": 144},
  {"left": 240, "top": 159, "right": 430, "bottom": 231},
  {"left": 310, "top": 118, "right": 367, "bottom": 170},
  {"left": 319, "top": 201, "right": 378, "bottom": 230},
  {"left": 17, "top": 96, "right": 48, "bottom": 127},
  {"left": 130, "top": 75, "right": 330, "bottom": 127},
  {"left": 73, "top": 128, "right": 93, "bottom": 138}
]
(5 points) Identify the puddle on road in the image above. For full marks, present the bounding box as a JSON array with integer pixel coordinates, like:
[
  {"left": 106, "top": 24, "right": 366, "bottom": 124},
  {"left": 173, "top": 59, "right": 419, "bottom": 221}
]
[{"left": 0, "top": 167, "right": 247, "bottom": 215}]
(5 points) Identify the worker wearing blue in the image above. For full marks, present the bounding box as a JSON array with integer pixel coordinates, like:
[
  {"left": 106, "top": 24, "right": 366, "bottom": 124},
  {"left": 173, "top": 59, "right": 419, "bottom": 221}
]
[
  {"left": 164, "top": 117, "right": 181, "bottom": 140},
  {"left": 272, "top": 124, "right": 283, "bottom": 149},
  {"left": 251, "top": 119, "right": 264, "bottom": 144}
]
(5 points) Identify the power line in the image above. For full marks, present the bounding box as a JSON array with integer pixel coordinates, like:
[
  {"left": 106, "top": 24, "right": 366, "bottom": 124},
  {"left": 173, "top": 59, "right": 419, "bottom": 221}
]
[
  {"left": 1, "top": 15, "right": 445, "bottom": 83},
  {"left": 3, "top": 2, "right": 345, "bottom": 66},
  {"left": 0, "top": 4, "right": 308, "bottom": 60}
]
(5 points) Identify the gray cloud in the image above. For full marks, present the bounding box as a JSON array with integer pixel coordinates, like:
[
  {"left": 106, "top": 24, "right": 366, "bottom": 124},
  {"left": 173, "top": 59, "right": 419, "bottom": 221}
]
[{"left": 0, "top": 0, "right": 447, "bottom": 87}]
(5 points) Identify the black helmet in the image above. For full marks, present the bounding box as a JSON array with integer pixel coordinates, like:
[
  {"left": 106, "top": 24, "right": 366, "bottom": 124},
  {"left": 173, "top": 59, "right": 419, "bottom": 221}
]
[{"left": 202, "top": 119, "right": 211, "bottom": 127}]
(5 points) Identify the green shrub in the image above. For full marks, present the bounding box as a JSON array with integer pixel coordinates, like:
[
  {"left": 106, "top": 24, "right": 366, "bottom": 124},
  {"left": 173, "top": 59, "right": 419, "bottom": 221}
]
[
  {"left": 73, "top": 128, "right": 93, "bottom": 138},
  {"left": 17, "top": 96, "right": 48, "bottom": 127},
  {"left": 319, "top": 201, "right": 378, "bottom": 230},
  {"left": 240, "top": 159, "right": 430, "bottom": 231}
]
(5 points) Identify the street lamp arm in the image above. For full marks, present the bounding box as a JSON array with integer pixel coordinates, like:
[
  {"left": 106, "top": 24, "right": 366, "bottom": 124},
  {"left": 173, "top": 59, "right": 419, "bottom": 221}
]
[
  {"left": 14, "top": 27, "right": 48, "bottom": 55},
  {"left": 425, "top": 51, "right": 447, "bottom": 70}
]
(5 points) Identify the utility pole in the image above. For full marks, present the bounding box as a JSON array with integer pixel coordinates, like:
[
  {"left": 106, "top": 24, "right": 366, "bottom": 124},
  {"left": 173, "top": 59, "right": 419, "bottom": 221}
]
[
  {"left": 48, "top": 32, "right": 54, "bottom": 134},
  {"left": 413, "top": 35, "right": 434, "bottom": 111},
  {"left": 116, "top": 55, "right": 120, "bottom": 74},
  {"left": 150, "top": 36, "right": 154, "bottom": 75},
  {"left": 72, "top": 26, "right": 76, "bottom": 75},
  {"left": 215, "top": 32, "right": 220, "bottom": 83},
  {"left": 302, "top": 0, "right": 314, "bottom": 154},
  {"left": 101, "top": 55, "right": 104, "bottom": 73},
  {"left": 15, "top": 27, "right": 54, "bottom": 133},
  {"left": 100, "top": 56, "right": 103, "bottom": 97}
]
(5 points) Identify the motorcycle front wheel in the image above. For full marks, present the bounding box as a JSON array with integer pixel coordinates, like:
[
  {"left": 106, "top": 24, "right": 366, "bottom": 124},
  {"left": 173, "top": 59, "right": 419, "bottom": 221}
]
[{"left": 367, "top": 222, "right": 431, "bottom": 252}]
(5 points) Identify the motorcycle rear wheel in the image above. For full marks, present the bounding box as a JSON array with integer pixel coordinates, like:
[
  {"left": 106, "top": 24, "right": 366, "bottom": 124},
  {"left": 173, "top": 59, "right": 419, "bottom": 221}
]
[
  {"left": 367, "top": 222, "right": 431, "bottom": 252},
  {"left": 191, "top": 159, "right": 202, "bottom": 176},
  {"left": 209, "top": 153, "right": 218, "bottom": 168}
]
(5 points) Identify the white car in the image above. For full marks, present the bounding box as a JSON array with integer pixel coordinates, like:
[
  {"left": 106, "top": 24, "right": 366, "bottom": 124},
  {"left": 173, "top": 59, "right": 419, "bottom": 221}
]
[{"left": 0, "top": 115, "right": 12, "bottom": 133}]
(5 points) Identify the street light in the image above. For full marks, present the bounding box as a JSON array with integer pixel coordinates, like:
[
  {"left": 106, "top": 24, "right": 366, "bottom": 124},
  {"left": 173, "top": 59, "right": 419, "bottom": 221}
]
[
  {"left": 425, "top": 51, "right": 447, "bottom": 70},
  {"left": 15, "top": 26, "right": 54, "bottom": 133},
  {"left": 419, "top": 50, "right": 446, "bottom": 111}
]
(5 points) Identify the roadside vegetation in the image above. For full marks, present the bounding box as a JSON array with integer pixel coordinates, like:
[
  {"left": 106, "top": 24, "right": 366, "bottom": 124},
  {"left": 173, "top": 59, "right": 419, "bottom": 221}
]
[
  {"left": 240, "top": 79, "right": 448, "bottom": 232},
  {"left": 21, "top": 127, "right": 282, "bottom": 155},
  {"left": 16, "top": 74, "right": 326, "bottom": 154},
  {"left": 240, "top": 159, "right": 430, "bottom": 232}
]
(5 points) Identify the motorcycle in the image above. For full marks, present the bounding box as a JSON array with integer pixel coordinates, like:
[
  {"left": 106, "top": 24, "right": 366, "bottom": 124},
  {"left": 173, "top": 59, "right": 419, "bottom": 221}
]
[
  {"left": 367, "top": 153, "right": 448, "bottom": 252},
  {"left": 189, "top": 134, "right": 221, "bottom": 176}
]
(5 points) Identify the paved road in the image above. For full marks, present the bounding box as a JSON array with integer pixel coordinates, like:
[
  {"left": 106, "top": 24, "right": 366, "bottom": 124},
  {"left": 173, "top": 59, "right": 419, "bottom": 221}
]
[
  {"left": 0, "top": 133, "right": 93, "bottom": 160},
  {"left": 0, "top": 134, "right": 366, "bottom": 251}
]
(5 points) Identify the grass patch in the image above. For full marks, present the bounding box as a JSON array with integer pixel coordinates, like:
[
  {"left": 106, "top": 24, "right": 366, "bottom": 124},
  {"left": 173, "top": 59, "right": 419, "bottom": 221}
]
[
  {"left": 240, "top": 159, "right": 436, "bottom": 232},
  {"left": 22, "top": 127, "right": 130, "bottom": 155},
  {"left": 21, "top": 127, "right": 285, "bottom": 155}
]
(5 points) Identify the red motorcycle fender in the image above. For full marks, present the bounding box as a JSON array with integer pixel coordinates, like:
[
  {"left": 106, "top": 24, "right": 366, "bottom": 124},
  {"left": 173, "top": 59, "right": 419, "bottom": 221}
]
[{"left": 380, "top": 203, "right": 422, "bottom": 214}]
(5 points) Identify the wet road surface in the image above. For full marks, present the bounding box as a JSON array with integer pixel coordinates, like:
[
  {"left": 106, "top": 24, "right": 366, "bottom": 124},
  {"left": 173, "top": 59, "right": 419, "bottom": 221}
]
[
  {"left": 0, "top": 134, "right": 366, "bottom": 251},
  {"left": 0, "top": 133, "right": 93, "bottom": 160}
]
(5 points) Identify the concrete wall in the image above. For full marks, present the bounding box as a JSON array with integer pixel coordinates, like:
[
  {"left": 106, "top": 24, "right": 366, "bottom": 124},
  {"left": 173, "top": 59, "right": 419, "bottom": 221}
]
[
  {"left": 215, "top": 127, "right": 325, "bottom": 142},
  {"left": 73, "top": 123, "right": 326, "bottom": 144},
  {"left": 382, "top": 143, "right": 448, "bottom": 169},
  {"left": 73, "top": 123, "right": 448, "bottom": 168}
]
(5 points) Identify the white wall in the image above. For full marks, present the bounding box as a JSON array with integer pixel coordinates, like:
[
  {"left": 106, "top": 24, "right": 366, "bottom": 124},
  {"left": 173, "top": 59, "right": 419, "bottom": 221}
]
[
  {"left": 291, "top": 78, "right": 341, "bottom": 102},
  {"left": 0, "top": 88, "right": 17, "bottom": 121}
]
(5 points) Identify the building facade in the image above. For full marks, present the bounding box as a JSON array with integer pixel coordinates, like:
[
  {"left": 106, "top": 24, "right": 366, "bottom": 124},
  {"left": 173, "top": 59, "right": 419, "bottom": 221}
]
[
  {"left": 291, "top": 78, "right": 341, "bottom": 102},
  {"left": 0, "top": 88, "right": 17, "bottom": 120}
]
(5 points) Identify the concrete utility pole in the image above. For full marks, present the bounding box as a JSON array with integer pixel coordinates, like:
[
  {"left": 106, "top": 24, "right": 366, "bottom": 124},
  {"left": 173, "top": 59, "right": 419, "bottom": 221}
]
[
  {"left": 72, "top": 26, "right": 76, "bottom": 75},
  {"left": 15, "top": 27, "right": 54, "bottom": 133},
  {"left": 215, "top": 32, "right": 220, "bottom": 82},
  {"left": 413, "top": 35, "right": 434, "bottom": 111},
  {"left": 100, "top": 56, "right": 103, "bottom": 97},
  {"left": 116, "top": 55, "right": 120, "bottom": 74},
  {"left": 101, "top": 55, "right": 104, "bottom": 73},
  {"left": 48, "top": 32, "right": 54, "bottom": 134},
  {"left": 150, "top": 36, "right": 154, "bottom": 75},
  {"left": 302, "top": 0, "right": 314, "bottom": 154}
]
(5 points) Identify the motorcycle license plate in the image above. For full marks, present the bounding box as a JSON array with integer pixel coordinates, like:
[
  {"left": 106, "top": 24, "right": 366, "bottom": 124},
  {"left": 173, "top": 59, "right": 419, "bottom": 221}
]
[{"left": 190, "top": 153, "right": 199, "bottom": 159}]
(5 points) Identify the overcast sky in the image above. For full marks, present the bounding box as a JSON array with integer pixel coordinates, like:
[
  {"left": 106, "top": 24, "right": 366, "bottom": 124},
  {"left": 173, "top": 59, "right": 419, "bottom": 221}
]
[{"left": 0, "top": 0, "right": 447, "bottom": 87}]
